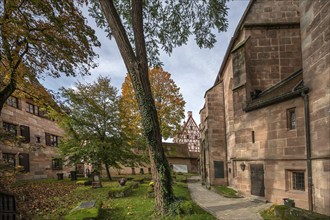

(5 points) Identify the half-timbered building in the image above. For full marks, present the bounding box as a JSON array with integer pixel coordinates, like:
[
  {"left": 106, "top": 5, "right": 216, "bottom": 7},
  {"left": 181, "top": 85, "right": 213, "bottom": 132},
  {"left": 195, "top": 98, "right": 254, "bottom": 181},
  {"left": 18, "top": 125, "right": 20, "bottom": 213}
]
[{"left": 174, "top": 111, "right": 200, "bottom": 152}]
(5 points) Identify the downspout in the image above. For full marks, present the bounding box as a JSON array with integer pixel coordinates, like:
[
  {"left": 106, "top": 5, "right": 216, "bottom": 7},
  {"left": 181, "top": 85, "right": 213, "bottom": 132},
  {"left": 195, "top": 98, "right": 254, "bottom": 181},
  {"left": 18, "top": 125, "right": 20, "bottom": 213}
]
[
  {"left": 222, "top": 82, "right": 229, "bottom": 186},
  {"left": 301, "top": 91, "right": 313, "bottom": 211}
]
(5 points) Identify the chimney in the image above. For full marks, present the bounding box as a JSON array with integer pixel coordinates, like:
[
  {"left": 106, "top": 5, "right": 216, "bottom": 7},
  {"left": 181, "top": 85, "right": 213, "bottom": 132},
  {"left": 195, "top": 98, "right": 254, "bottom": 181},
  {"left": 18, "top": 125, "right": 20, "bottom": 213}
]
[{"left": 187, "top": 111, "right": 192, "bottom": 118}]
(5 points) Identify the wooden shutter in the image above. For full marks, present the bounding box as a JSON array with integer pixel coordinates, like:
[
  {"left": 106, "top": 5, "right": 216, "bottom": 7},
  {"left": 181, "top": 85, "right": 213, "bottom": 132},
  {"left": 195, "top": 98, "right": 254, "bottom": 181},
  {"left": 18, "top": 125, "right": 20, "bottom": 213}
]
[
  {"left": 19, "top": 153, "right": 30, "bottom": 172},
  {"left": 214, "top": 161, "right": 225, "bottom": 178},
  {"left": 45, "top": 133, "right": 51, "bottom": 146},
  {"left": 20, "top": 125, "right": 30, "bottom": 143}
]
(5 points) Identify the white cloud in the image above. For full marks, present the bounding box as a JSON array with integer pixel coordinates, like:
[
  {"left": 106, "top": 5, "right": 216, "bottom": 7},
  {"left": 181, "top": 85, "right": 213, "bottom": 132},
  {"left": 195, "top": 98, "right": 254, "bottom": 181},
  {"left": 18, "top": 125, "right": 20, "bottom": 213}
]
[{"left": 42, "top": 1, "right": 249, "bottom": 125}]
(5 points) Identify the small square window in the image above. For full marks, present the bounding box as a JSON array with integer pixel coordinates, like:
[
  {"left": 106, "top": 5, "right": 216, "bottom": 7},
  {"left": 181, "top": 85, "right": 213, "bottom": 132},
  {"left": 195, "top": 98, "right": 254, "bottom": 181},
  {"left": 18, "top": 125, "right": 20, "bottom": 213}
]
[
  {"left": 45, "top": 133, "right": 59, "bottom": 147},
  {"left": 3, "top": 122, "right": 17, "bottom": 136},
  {"left": 3, "top": 153, "right": 16, "bottom": 166},
  {"left": 26, "top": 102, "right": 40, "bottom": 116},
  {"left": 287, "top": 108, "right": 296, "bottom": 129},
  {"left": 52, "top": 158, "right": 62, "bottom": 170},
  {"left": 7, "top": 96, "right": 19, "bottom": 108},
  {"left": 36, "top": 136, "right": 41, "bottom": 143}
]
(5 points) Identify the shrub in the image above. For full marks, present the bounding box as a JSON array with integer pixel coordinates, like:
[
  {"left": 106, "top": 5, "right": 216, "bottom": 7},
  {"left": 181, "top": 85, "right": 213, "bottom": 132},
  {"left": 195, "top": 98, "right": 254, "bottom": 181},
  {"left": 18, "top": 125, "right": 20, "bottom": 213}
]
[
  {"left": 84, "top": 180, "right": 92, "bottom": 186},
  {"left": 108, "top": 185, "right": 132, "bottom": 198},
  {"left": 261, "top": 204, "right": 330, "bottom": 220},
  {"left": 127, "top": 181, "right": 139, "bottom": 189},
  {"left": 132, "top": 177, "right": 144, "bottom": 183}
]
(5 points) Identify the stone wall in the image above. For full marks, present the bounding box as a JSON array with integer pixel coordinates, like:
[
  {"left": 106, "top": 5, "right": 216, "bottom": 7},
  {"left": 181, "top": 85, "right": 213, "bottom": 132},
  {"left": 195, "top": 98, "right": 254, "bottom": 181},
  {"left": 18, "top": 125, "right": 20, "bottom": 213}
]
[
  {"left": 245, "top": 0, "right": 300, "bottom": 24},
  {"left": 299, "top": 0, "right": 330, "bottom": 215},
  {"left": 201, "top": 0, "right": 329, "bottom": 215},
  {"left": 0, "top": 98, "right": 70, "bottom": 180},
  {"left": 200, "top": 83, "right": 226, "bottom": 186},
  {"left": 245, "top": 26, "right": 302, "bottom": 91}
]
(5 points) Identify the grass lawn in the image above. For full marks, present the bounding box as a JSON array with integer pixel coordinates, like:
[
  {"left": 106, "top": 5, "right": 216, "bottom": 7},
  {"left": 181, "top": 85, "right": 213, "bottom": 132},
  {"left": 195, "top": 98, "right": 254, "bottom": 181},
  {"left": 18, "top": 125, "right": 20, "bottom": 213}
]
[
  {"left": 11, "top": 177, "right": 215, "bottom": 220},
  {"left": 213, "top": 185, "right": 241, "bottom": 198}
]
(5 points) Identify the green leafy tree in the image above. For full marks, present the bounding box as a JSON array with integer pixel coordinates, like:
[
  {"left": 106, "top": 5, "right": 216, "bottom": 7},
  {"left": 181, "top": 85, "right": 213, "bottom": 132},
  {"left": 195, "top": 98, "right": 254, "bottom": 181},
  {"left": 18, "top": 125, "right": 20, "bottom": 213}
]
[
  {"left": 0, "top": 0, "right": 99, "bottom": 113},
  {"left": 120, "top": 67, "right": 185, "bottom": 141},
  {"left": 89, "top": 0, "right": 228, "bottom": 214},
  {"left": 57, "top": 76, "right": 133, "bottom": 180}
]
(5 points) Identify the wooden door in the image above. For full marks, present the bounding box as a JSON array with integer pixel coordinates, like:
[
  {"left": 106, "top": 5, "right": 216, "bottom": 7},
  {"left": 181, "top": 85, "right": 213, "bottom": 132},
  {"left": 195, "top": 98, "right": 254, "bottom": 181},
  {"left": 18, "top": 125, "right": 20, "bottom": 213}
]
[{"left": 250, "top": 164, "right": 265, "bottom": 196}]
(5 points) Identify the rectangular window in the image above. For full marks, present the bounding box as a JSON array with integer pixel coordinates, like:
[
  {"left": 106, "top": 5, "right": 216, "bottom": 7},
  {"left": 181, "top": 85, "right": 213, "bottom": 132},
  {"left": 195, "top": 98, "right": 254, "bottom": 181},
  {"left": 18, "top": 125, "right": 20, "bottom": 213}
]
[
  {"left": 3, "top": 122, "right": 17, "bottom": 136},
  {"left": 26, "top": 102, "right": 39, "bottom": 116},
  {"left": 214, "top": 161, "right": 225, "bottom": 178},
  {"left": 45, "top": 133, "right": 59, "bottom": 147},
  {"left": 286, "top": 170, "right": 305, "bottom": 191},
  {"left": 287, "top": 108, "right": 296, "bottom": 129},
  {"left": 20, "top": 125, "right": 30, "bottom": 143},
  {"left": 292, "top": 171, "right": 305, "bottom": 191},
  {"left": 3, "top": 153, "right": 16, "bottom": 166},
  {"left": 7, "top": 96, "right": 19, "bottom": 108},
  {"left": 52, "top": 158, "right": 62, "bottom": 170},
  {"left": 19, "top": 153, "right": 30, "bottom": 172}
]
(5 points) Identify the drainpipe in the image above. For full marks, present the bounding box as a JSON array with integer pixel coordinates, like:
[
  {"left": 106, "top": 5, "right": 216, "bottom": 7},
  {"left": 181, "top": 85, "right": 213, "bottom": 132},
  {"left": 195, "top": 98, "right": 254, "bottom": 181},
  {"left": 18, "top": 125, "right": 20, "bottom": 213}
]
[
  {"left": 301, "top": 91, "right": 313, "bottom": 211},
  {"left": 222, "top": 82, "right": 229, "bottom": 186}
]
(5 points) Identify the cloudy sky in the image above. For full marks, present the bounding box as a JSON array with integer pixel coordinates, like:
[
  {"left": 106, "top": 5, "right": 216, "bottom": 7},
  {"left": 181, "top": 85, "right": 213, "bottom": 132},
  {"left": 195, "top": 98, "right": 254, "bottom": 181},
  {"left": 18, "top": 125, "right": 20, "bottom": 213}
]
[{"left": 43, "top": 0, "right": 249, "bottom": 125}]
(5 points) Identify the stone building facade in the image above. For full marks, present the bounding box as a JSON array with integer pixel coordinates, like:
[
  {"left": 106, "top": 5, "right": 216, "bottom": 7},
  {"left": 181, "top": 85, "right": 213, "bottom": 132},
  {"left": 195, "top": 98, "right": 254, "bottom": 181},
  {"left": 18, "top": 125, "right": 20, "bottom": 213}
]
[
  {"left": 0, "top": 94, "right": 70, "bottom": 180},
  {"left": 200, "top": 0, "right": 329, "bottom": 215}
]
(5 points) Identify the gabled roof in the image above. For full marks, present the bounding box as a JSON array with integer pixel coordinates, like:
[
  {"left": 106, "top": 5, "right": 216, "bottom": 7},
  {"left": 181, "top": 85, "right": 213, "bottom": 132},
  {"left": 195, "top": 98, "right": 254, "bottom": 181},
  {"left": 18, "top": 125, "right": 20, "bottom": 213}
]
[
  {"left": 245, "top": 69, "right": 309, "bottom": 112},
  {"left": 163, "top": 142, "right": 198, "bottom": 159},
  {"left": 176, "top": 113, "right": 199, "bottom": 136}
]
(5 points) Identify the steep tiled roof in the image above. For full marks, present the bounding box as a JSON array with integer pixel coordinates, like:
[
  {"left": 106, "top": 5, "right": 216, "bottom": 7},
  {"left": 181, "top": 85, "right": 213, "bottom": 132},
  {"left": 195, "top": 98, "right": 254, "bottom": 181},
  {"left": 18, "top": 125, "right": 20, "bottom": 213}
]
[{"left": 163, "top": 142, "right": 198, "bottom": 159}]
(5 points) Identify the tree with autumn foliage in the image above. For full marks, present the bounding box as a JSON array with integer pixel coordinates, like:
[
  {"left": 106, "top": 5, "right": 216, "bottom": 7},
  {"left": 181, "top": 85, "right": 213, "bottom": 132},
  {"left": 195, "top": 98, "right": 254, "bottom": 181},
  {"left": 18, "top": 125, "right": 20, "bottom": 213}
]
[
  {"left": 89, "top": 0, "right": 228, "bottom": 215},
  {"left": 0, "top": 0, "right": 99, "bottom": 113},
  {"left": 120, "top": 67, "right": 185, "bottom": 142}
]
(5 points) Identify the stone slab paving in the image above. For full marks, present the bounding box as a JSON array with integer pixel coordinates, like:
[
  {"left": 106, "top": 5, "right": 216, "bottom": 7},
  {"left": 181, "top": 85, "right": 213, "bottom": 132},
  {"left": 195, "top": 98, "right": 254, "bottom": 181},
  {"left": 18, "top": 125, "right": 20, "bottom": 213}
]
[{"left": 187, "top": 177, "right": 272, "bottom": 220}]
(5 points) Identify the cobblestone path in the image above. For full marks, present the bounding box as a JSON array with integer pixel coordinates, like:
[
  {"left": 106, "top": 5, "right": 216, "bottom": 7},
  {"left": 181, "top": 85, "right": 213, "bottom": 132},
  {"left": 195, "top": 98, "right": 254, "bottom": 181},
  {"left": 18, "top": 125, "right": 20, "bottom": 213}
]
[{"left": 188, "top": 177, "right": 272, "bottom": 220}]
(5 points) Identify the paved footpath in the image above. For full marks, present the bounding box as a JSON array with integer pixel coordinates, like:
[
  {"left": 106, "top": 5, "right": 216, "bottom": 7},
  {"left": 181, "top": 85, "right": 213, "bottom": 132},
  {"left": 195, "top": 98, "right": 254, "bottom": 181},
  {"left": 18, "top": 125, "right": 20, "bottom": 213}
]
[{"left": 187, "top": 177, "right": 272, "bottom": 220}]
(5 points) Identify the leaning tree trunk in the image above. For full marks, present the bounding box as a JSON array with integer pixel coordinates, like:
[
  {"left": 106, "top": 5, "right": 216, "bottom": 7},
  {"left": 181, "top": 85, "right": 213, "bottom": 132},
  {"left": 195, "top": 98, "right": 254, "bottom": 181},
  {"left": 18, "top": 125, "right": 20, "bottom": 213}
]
[
  {"left": 105, "top": 163, "right": 112, "bottom": 181},
  {"left": 99, "top": 0, "right": 174, "bottom": 215}
]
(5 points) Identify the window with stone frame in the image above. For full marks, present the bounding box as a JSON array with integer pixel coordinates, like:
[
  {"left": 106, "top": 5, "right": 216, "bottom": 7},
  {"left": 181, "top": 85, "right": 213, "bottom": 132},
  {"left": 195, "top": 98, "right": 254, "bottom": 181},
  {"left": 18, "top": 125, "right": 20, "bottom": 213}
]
[
  {"left": 286, "top": 170, "right": 305, "bottom": 191},
  {"left": 3, "top": 153, "right": 16, "bottom": 166},
  {"left": 26, "top": 102, "right": 40, "bottom": 116},
  {"left": 18, "top": 153, "right": 30, "bottom": 172},
  {"left": 20, "top": 125, "right": 30, "bottom": 143},
  {"left": 45, "top": 133, "right": 59, "bottom": 147},
  {"left": 292, "top": 171, "right": 305, "bottom": 191},
  {"left": 7, "top": 96, "right": 19, "bottom": 108},
  {"left": 52, "top": 158, "right": 63, "bottom": 170},
  {"left": 287, "top": 108, "right": 296, "bottom": 129},
  {"left": 3, "top": 122, "right": 18, "bottom": 136}
]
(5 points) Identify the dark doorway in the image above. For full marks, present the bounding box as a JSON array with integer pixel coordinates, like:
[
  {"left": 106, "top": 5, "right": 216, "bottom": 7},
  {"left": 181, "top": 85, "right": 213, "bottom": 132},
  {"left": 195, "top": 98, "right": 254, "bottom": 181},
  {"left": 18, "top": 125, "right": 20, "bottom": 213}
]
[
  {"left": 250, "top": 164, "right": 265, "bottom": 196},
  {"left": 0, "top": 193, "right": 17, "bottom": 219}
]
